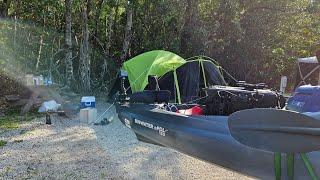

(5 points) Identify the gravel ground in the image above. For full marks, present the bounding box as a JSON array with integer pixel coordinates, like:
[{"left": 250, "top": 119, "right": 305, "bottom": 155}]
[
  {"left": 0, "top": 116, "right": 115, "bottom": 179},
  {"left": 93, "top": 105, "right": 255, "bottom": 180},
  {"left": 0, "top": 105, "right": 255, "bottom": 180}
]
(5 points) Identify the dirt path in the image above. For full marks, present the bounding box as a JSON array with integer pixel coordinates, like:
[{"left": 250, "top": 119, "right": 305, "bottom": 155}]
[{"left": 0, "top": 111, "right": 255, "bottom": 180}]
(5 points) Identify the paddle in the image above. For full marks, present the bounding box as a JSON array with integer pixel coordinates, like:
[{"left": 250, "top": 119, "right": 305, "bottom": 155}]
[
  {"left": 228, "top": 108, "right": 320, "bottom": 153},
  {"left": 228, "top": 108, "right": 320, "bottom": 179}
]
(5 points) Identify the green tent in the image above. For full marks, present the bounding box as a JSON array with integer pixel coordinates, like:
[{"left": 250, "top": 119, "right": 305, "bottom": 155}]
[{"left": 123, "top": 50, "right": 186, "bottom": 97}]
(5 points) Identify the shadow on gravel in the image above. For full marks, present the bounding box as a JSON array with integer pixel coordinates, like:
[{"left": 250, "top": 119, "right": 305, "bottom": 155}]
[{"left": 0, "top": 116, "right": 123, "bottom": 179}]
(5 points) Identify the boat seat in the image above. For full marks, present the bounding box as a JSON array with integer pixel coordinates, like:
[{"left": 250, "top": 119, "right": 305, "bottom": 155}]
[{"left": 129, "top": 90, "right": 171, "bottom": 104}]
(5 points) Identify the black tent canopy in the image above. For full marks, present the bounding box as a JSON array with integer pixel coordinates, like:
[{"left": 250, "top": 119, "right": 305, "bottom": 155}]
[{"left": 148, "top": 59, "right": 226, "bottom": 103}]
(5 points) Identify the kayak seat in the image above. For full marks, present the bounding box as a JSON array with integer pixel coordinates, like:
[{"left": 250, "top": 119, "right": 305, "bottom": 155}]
[{"left": 129, "top": 90, "right": 171, "bottom": 104}]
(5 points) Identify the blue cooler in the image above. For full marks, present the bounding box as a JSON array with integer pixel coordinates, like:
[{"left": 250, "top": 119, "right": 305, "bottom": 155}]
[
  {"left": 287, "top": 85, "right": 320, "bottom": 112},
  {"left": 81, "top": 96, "right": 96, "bottom": 109}
]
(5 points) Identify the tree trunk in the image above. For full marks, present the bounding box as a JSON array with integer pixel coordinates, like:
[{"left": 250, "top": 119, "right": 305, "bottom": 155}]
[
  {"left": 80, "top": 1, "right": 91, "bottom": 93},
  {"left": 99, "top": 7, "right": 115, "bottom": 94},
  {"left": 35, "top": 35, "right": 44, "bottom": 71},
  {"left": 13, "top": 14, "right": 17, "bottom": 59},
  {"left": 105, "top": 8, "right": 114, "bottom": 56},
  {"left": 65, "top": 0, "right": 74, "bottom": 87},
  {"left": 120, "top": 0, "right": 133, "bottom": 63},
  {"left": 180, "top": 0, "right": 202, "bottom": 56},
  {"left": 94, "top": 0, "right": 103, "bottom": 40},
  {"left": 0, "top": 0, "right": 9, "bottom": 17},
  {"left": 86, "top": 0, "right": 92, "bottom": 19},
  {"left": 113, "top": 0, "right": 120, "bottom": 45}
]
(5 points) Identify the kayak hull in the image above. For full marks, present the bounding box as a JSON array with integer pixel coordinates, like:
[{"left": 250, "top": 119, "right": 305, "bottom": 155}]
[{"left": 115, "top": 103, "right": 320, "bottom": 179}]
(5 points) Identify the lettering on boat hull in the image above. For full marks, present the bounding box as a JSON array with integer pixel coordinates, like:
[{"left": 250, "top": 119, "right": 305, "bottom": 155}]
[{"left": 134, "top": 119, "right": 168, "bottom": 136}]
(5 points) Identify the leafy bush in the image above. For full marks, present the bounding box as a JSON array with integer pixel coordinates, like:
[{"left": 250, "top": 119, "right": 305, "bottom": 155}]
[{"left": 0, "top": 140, "right": 7, "bottom": 147}]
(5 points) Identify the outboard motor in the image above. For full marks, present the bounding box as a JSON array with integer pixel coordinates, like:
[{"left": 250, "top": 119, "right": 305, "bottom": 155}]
[{"left": 287, "top": 85, "right": 320, "bottom": 112}]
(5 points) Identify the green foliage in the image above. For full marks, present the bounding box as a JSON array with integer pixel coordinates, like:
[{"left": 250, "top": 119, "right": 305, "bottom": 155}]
[
  {"left": 195, "top": 0, "right": 320, "bottom": 87},
  {"left": 11, "top": 0, "right": 65, "bottom": 29},
  {"left": 131, "top": 0, "right": 184, "bottom": 54},
  {"left": 0, "top": 19, "right": 64, "bottom": 80},
  {"left": 0, "top": 140, "right": 7, "bottom": 147},
  {"left": 0, "top": 112, "right": 41, "bottom": 130},
  {"left": 1, "top": 0, "right": 320, "bottom": 91},
  {"left": 0, "top": 118, "right": 19, "bottom": 129},
  {"left": 269, "top": 0, "right": 320, "bottom": 86}
]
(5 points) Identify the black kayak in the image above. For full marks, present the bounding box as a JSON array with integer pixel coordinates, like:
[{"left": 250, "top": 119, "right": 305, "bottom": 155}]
[{"left": 115, "top": 103, "right": 320, "bottom": 180}]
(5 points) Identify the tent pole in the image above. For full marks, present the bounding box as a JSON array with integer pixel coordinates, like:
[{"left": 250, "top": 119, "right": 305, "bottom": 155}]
[
  {"left": 200, "top": 59, "right": 208, "bottom": 89},
  {"left": 200, "top": 59, "right": 208, "bottom": 97},
  {"left": 173, "top": 69, "right": 182, "bottom": 104}
]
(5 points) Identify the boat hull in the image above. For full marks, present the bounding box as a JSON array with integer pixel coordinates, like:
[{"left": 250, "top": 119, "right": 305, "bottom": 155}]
[{"left": 116, "top": 103, "right": 320, "bottom": 179}]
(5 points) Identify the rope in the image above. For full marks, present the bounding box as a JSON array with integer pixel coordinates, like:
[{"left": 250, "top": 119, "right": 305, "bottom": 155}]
[
  {"left": 220, "top": 67, "right": 239, "bottom": 84},
  {"left": 95, "top": 102, "right": 115, "bottom": 123}
]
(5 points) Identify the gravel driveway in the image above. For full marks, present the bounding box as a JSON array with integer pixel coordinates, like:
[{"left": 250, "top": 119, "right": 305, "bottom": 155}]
[{"left": 0, "top": 106, "right": 255, "bottom": 180}]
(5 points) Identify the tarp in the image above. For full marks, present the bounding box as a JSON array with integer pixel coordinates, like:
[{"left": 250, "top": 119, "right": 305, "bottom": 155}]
[{"left": 123, "top": 50, "right": 186, "bottom": 92}]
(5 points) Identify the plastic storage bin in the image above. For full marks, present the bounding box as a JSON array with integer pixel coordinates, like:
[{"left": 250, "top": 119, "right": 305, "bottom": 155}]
[{"left": 81, "top": 96, "right": 96, "bottom": 109}]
